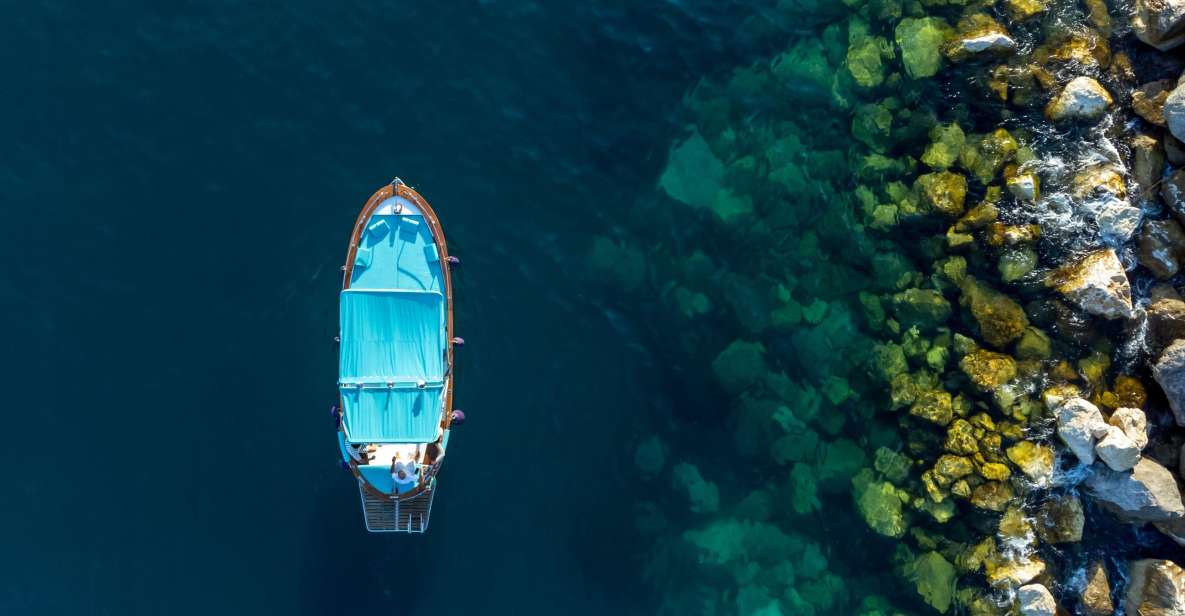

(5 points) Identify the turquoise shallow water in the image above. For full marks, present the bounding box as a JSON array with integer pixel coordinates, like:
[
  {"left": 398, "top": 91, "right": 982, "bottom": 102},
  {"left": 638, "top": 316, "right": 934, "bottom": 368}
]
[{"left": 0, "top": 1, "right": 778, "bottom": 614}]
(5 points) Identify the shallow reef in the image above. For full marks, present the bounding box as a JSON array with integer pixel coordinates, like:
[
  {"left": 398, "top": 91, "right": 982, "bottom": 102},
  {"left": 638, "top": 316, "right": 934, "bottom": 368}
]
[{"left": 585, "top": 0, "right": 1185, "bottom": 613}]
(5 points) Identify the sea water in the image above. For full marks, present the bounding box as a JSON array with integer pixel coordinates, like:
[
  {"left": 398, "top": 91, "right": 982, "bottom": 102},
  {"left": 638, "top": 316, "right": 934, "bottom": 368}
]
[{"left": 0, "top": 2, "right": 779, "bottom": 614}]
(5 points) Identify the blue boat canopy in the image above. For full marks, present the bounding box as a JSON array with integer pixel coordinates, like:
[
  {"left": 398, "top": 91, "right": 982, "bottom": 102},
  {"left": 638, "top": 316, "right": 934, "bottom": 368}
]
[{"left": 339, "top": 288, "right": 445, "bottom": 443}]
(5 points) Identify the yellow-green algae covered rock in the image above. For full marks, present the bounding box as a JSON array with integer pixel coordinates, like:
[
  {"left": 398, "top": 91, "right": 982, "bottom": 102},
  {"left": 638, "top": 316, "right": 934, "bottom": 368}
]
[
  {"left": 846, "top": 31, "right": 894, "bottom": 88},
  {"left": 917, "top": 171, "right": 967, "bottom": 217},
  {"left": 921, "top": 123, "right": 966, "bottom": 170},
  {"left": 961, "top": 129, "right": 1018, "bottom": 186},
  {"left": 908, "top": 551, "right": 957, "bottom": 613},
  {"left": 853, "top": 468, "right": 909, "bottom": 538},
  {"left": 960, "top": 278, "right": 1029, "bottom": 348},
  {"left": 911, "top": 389, "right": 954, "bottom": 426},
  {"left": 895, "top": 17, "right": 953, "bottom": 80}
]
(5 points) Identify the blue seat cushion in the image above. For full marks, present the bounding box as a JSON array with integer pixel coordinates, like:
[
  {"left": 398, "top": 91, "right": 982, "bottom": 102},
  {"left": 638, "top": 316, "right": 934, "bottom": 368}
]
[
  {"left": 367, "top": 219, "right": 391, "bottom": 241},
  {"left": 354, "top": 246, "right": 373, "bottom": 268}
]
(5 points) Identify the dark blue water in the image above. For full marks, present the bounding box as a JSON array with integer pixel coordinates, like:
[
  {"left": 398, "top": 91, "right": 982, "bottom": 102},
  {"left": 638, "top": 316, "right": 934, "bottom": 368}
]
[{"left": 0, "top": 2, "right": 781, "bottom": 614}]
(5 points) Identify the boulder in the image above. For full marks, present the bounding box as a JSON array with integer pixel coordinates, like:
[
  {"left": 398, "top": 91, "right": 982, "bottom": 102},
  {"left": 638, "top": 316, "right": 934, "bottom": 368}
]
[
  {"left": 1007, "top": 441, "right": 1055, "bottom": 485},
  {"left": 959, "top": 348, "right": 1018, "bottom": 391},
  {"left": 1125, "top": 559, "right": 1185, "bottom": 616},
  {"left": 1056, "top": 398, "right": 1109, "bottom": 465},
  {"left": 1147, "top": 299, "right": 1185, "bottom": 355},
  {"left": 1096, "top": 425, "right": 1142, "bottom": 471},
  {"left": 1110, "top": 407, "right": 1149, "bottom": 450},
  {"left": 960, "top": 278, "right": 1029, "bottom": 348},
  {"left": 1153, "top": 339, "right": 1185, "bottom": 425},
  {"left": 944, "top": 14, "right": 1016, "bottom": 62},
  {"left": 1139, "top": 220, "right": 1185, "bottom": 279},
  {"left": 986, "top": 553, "right": 1046, "bottom": 587},
  {"left": 1134, "top": 80, "right": 1173, "bottom": 126},
  {"left": 1081, "top": 560, "right": 1114, "bottom": 616},
  {"left": 1036, "top": 493, "right": 1085, "bottom": 543},
  {"left": 1134, "top": 0, "right": 1185, "bottom": 50},
  {"left": 1018, "top": 584, "right": 1056, "bottom": 616},
  {"left": 895, "top": 17, "right": 953, "bottom": 80},
  {"left": 1167, "top": 80, "right": 1185, "bottom": 144},
  {"left": 1161, "top": 168, "right": 1185, "bottom": 220},
  {"left": 1086, "top": 457, "right": 1185, "bottom": 522},
  {"left": 1049, "top": 249, "right": 1133, "bottom": 320},
  {"left": 917, "top": 171, "right": 967, "bottom": 217},
  {"left": 1046, "top": 76, "right": 1112, "bottom": 123},
  {"left": 1097, "top": 201, "right": 1144, "bottom": 245},
  {"left": 1005, "top": 0, "right": 1049, "bottom": 21},
  {"left": 1131, "top": 134, "right": 1166, "bottom": 203}
]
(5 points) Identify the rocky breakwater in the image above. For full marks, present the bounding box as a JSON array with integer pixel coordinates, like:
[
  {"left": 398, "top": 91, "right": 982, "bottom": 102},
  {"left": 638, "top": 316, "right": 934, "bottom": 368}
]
[{"left": 587, "top": 0, "right": 1185, "bottom": 613}]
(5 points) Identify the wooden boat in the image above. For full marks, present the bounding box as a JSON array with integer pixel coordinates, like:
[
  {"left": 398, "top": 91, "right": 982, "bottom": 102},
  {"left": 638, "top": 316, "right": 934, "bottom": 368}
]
[{"left": 335, "top": 178, "right": 457, "bottom": 533}]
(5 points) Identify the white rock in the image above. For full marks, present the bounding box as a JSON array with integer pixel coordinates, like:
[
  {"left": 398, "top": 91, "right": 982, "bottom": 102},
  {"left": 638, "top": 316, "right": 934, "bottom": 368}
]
[
  {"left": 1018, "top": 584, "right": 1057, "bottom": 616},
  {"left": 1046, "top": 77, "right": 1113, "bottom": 123},
  {"left": 1057, "top": 398, "right": 1109, "bottom": 465},
  {"left": 1051, "top": 248, "right": 1134, "bottom": 320},
  {"left": 1167, "top": 82, "right": 1185, "bottom": 144},
  {"left": 1097, "top": 201, "right": 1143, "bottom": 245},
  {"left": 957, "top": 32, "right": 1017, "bottom": 56},
  {"left": 1110, "top": 407, "right": 1149, "bottom": 450},
  {"left": 1095, "top": 425, "right": 1142, "bottom": 471}
]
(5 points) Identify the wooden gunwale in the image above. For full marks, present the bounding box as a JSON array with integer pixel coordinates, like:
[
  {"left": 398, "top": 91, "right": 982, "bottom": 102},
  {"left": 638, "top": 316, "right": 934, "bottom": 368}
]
[{"left": 338, "top": 181, "right": 455, "bottom": 502}]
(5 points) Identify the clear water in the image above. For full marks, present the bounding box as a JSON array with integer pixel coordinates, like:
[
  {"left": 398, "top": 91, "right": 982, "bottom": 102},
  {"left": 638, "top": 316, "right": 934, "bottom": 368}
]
[{"left": 0, "top": 1, "right": 774, "bottom": 614}]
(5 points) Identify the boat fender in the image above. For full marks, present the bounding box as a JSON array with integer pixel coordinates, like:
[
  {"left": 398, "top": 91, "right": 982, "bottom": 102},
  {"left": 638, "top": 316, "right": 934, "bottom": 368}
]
[
  {"left": 329, "top": 405, "right": 339, "bottom": 417},
  {"left": 339, "top": 460, "right": 351, "bottom": 470},
  {"left": 451, "top": 409, "right": 466, "bottom": 425},
  {"left": 446, "top": 255, "right": 460, "bottom": 266},
  {"left": 452, "top": 336, "right": 465, "bottom": 346}
]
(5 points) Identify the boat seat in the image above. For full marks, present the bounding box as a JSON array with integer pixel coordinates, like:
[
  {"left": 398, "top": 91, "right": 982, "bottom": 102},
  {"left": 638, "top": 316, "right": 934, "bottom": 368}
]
[
  {"left": 367, "top": 219, "right": 390, "bottom": 241},
  {"left": 398, "top": 216, "right": 421, "bottom": 240},
  {"left": 354, "top": 246, "right": 373, "bottom": 268}
]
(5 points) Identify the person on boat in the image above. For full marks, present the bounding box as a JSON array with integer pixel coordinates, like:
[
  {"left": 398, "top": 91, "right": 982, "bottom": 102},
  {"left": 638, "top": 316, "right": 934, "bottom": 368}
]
[
  {"left": 424, "top": 441, "right": 444, "bottom": 467},
  {"left": 390, "top": 453, "right": 419, "bottom": 491}
]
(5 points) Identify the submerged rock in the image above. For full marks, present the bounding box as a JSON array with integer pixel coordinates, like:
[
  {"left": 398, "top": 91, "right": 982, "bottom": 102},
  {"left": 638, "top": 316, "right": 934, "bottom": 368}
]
[
  {"left": 1017, "top": 583, "right": 1056, "bottom": 616},
  {"left": 1036, "top": 493, "right": 1085, "bottom": 543},
  {"left": 908, "top": 551, "right": 956, "bottom": 613},
  {"left": 853, "top": 469, "right": 908, "bottom": 539},
  {"left": 1057, "top": 398, "right": 1109, "bottom": 465},
  {"left": 1125, "top": 559, "right": 1185, "bottom": 615},
  {"left": 1154, "top": 340, "right": 1185, "bottom": 425},
  {"left": 1081, "top": 560, "right": 1113, "bottom": 616},
  {"left": 896, "top": 17, "right": 952, "bottom": 80},
  {"left": 672, "top": 463, "right": 720, "bottom": 514},
  {"left": 1046, "top": 77, "right": 1112, "bottom": 123},
  {"left": 917, "top": 171, "right": 967, "bottom": 218},
  {"left": 1133, "top": 0, "right": 1185, "bottom": 50},
  {"left": 711, "top": 340, "right": 767, "bottom": 395},
  {"left": 1086, "top": 457, "right": 1185, "bottom": 522},
  {"left": 1049, "top": 249, "right": 1134, "bottom": 320}
]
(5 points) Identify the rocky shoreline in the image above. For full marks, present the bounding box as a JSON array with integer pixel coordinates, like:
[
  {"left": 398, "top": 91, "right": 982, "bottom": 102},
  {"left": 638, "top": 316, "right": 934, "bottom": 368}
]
[{"left": 586, "top": 0, "right": 1185, "bottom": 614}]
